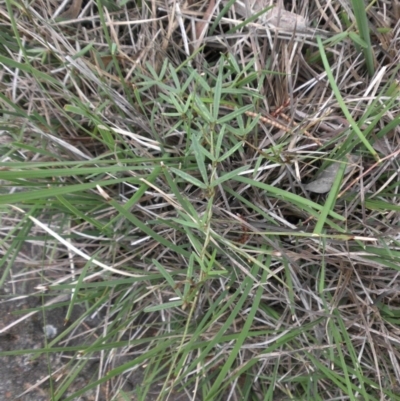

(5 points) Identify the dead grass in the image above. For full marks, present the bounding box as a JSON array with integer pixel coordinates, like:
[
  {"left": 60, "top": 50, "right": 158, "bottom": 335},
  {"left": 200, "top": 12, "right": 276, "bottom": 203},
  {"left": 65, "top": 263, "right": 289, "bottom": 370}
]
[{"left": 1, "top": 0, "right": 400, "bottom": 400}]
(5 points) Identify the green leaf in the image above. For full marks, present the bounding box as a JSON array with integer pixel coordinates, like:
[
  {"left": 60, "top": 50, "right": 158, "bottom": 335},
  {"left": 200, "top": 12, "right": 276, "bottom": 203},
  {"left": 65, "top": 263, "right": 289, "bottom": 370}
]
[
  {"left": 211, "top": 165, "right": 250, "bottom": 187},
  {"left": 316, "top": 36, "right": 379, "bottom": 161},
  {"left": 192, "top": 137, "right": 210, "bottom": 184},
  {"left": 144, "top": 300, "right": 183, "bottom": 312},
  {"left": 313, "top": 159, "right": 346, "bottom": 234},
  {"left": 217, "top": 140, "right": 243, "bottom": 162},
  {"left": 217, "top": 105, "right": 253, "bottom": 124},
  {"left": 213, "top": 62, "right": 224, "bottom": 120},
  {"left": 169, "top": 167, "right": 207, "bottom": 189},
  {"left": 152, "top": 259, "right": 183, "bottom": 298},
  {"left": 350, "top": 0, "right": 375, "bottom": 76},
  {"left": 348, "top": 31, "right": 368, "bottom": 48},
  {"left": 233, "top": 175, "right": 345, "bottom": 221}
]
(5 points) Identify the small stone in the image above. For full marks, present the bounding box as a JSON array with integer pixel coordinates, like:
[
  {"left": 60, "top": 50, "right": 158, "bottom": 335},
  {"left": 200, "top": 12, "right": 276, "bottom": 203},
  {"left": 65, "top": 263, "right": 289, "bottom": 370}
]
[{"left": 43, "top": 325, "right": 58, "bottom": 339}]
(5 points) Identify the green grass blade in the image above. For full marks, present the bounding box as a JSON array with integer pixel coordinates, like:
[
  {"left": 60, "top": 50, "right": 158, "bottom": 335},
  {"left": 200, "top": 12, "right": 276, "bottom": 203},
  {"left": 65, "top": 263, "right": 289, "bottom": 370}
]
[{"left": 316, "top": 36, "right": 379, "bottom": 161}]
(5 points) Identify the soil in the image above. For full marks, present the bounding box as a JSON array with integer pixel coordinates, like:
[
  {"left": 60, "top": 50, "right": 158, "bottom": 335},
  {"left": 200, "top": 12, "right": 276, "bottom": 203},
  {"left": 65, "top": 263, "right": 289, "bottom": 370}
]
[
  {"left": 0, "top": 248, "right": 103, "bottom": 401},
  {"left": 0, "top": 244, "right": 194, "bottom": 401}
]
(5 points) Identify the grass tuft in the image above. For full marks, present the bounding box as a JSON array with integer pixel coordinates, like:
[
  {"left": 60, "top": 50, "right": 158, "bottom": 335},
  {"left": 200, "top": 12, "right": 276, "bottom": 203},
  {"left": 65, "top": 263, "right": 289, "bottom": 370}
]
[{"left": 1, "top": 0, "right": 400, "bottom": 400}]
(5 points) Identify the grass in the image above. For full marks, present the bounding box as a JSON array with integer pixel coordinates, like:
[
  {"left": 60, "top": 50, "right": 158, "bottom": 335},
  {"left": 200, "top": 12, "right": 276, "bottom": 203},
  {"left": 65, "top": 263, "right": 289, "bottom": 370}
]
[{"left": 1, "top": 0, "right": 400, "bottom": 400}]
